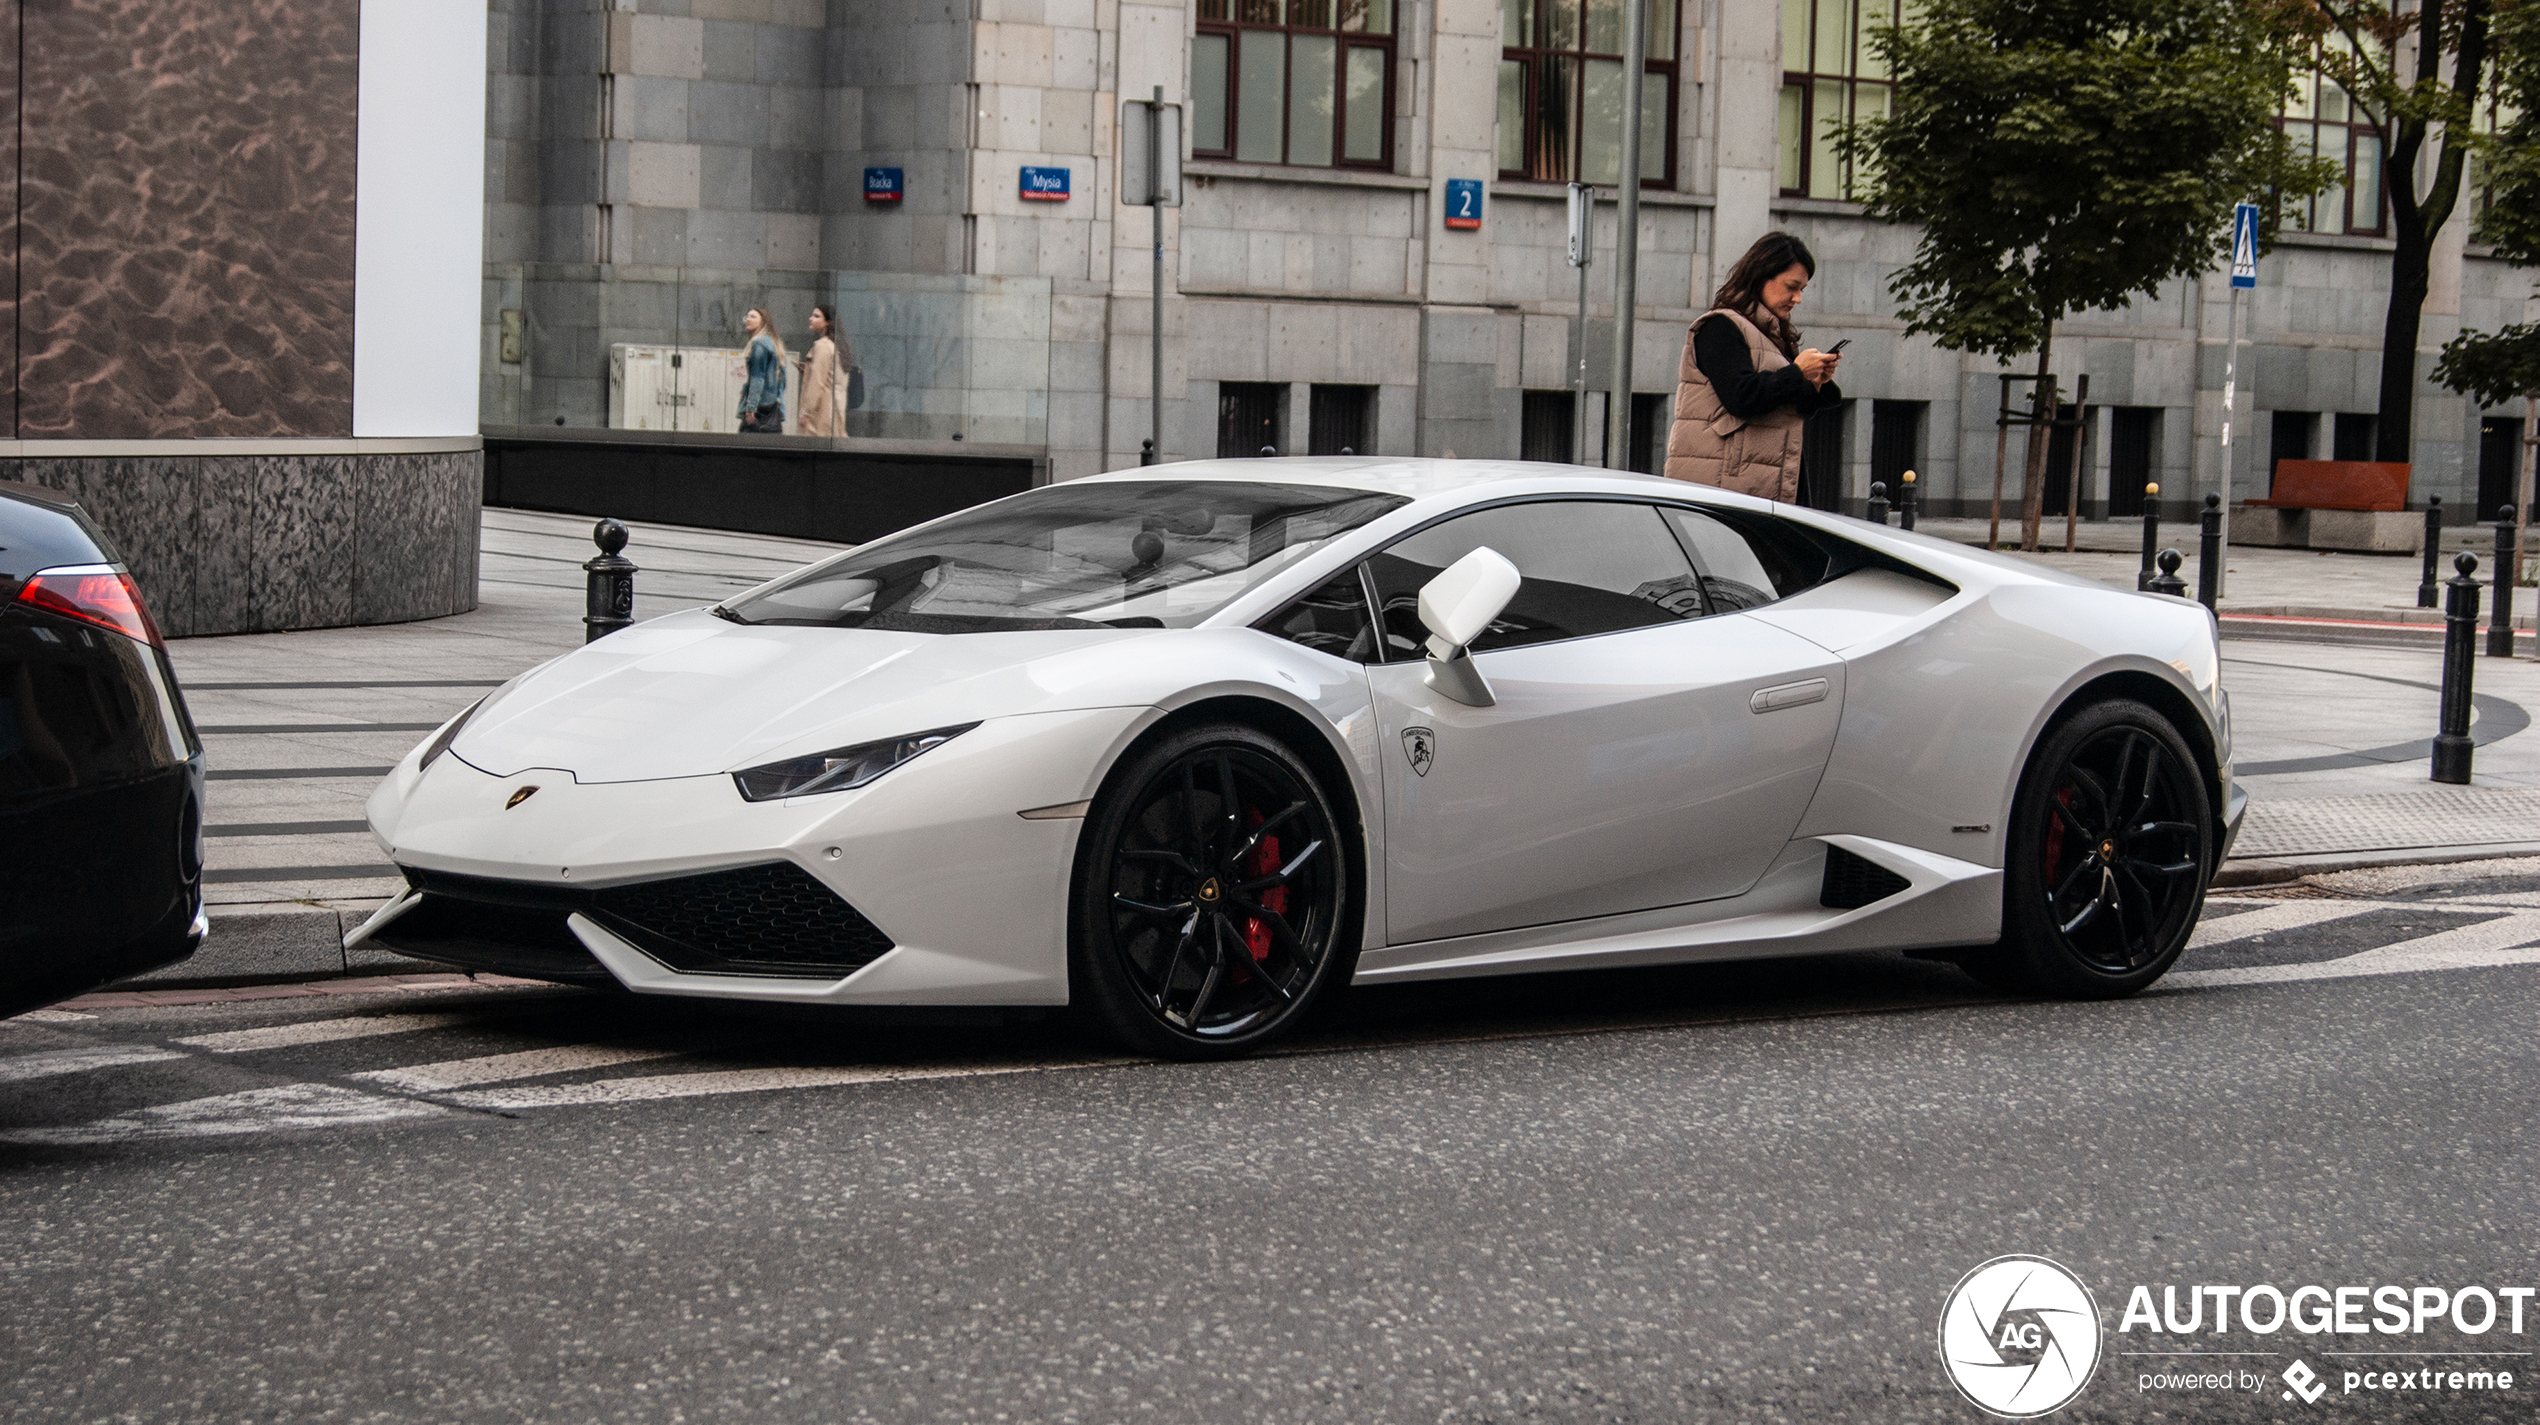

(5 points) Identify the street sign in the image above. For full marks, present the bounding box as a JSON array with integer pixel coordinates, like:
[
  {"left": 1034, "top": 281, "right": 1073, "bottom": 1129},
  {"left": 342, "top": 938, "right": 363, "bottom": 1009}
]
[
  {"left": 1020, "top": 166, "right": 1071, "bottom": 202},
  {"left": 1566, "top": 183, "right": 1593, "bottom": 268},
  {"left": 1444, "top": 178, "right": 1483, "bottom": 231},
  {"left": 2231, "top": 201, "right": 2259, "bottom": 289},
  {"left": 1120, "top": 99, "right": 1182, "bottom": 207},
  {"left": 863, "top": 167, "right": 902, "bottom": 203}
]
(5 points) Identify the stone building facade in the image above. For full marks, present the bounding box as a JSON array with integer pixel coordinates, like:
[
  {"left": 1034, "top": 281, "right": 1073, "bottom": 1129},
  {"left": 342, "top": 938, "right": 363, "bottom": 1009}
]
[
  {"left": 0, "top": 0, "right": 485, "bottom": 636},
  {"left": 487, "top": 0, "right": 2538, "bottom": 521}
]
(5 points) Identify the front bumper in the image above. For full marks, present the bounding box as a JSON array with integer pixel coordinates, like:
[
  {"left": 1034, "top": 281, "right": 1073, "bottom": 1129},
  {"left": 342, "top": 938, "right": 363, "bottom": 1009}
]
[
  {"left": 2219, "top": 781, "right": 2250, "bottom": 863},
  {"left": 361, "top": 706, "right": 1153, "bottom": 1005}
]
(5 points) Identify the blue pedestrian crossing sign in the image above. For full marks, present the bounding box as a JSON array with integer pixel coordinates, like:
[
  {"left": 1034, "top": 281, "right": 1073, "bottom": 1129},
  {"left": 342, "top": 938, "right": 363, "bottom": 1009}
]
[{"left": 2230, "top": 202, "right": 2259, "bottom": 289}]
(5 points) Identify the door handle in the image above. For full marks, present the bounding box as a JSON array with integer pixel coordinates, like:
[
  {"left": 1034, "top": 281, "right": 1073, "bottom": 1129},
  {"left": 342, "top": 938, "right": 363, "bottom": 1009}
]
[{"left": 1749, "top": 678, "right": 1830, "bottom": 714}]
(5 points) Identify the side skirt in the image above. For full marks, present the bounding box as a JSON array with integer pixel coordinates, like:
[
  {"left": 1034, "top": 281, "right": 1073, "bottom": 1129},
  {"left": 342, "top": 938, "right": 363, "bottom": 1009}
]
[{"left": 1349, "top": 835, "right": 2001, "bottom": 985}]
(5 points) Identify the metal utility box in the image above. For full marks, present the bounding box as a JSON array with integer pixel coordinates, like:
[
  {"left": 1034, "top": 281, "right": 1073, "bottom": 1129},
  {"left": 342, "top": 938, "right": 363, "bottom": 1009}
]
[{"left": 608, "top": 344, "right": 751, "bottom": 433}]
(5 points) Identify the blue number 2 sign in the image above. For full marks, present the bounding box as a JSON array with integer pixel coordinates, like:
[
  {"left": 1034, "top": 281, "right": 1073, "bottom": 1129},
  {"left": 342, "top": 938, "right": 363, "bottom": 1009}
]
[{"left": 1445, "top": 178, "right": 1482, "bottom": 231}]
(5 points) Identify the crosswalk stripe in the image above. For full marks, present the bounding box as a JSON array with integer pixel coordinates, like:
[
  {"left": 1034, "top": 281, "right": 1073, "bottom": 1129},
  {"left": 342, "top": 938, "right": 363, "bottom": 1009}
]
[
  {"left": 2165, "top": 914, "right": 2540, "bottom": 992},
  {"left": 2187, "top": 899, "right": 2384, "bottom": 949},
  {"left": 352, "top": 1044, "right": 686, "bottom": 1093},
  {"left": 175, "top": 1013, "right": 479, "bottom": 1054},
  {"left": 0, "top": 1084, "right": 446, "bottom": 1145},
  {"left": 441, "top": 1057, "right": 1134, "bottom": 1112},
  {"left": 0, "top": 1045, "right": 188, "bottom": 1083}
]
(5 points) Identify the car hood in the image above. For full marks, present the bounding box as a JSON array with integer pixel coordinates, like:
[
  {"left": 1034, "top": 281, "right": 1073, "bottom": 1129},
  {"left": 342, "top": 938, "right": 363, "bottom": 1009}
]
[{"left": 451, "top": 609, "right": 1164, "bottom": 783}]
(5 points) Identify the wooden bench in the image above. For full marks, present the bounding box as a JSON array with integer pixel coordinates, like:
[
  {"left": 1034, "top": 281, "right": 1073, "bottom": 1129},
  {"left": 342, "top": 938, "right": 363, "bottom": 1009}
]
[{"left": 2237, "top": 460, "right": 2421, "bottom": 553}]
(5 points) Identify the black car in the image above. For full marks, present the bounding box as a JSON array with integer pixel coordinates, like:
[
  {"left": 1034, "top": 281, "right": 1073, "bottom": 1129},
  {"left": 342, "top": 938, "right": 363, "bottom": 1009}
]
[{"left": 1, "top": 480, "right": 204, "bottom": 1013}]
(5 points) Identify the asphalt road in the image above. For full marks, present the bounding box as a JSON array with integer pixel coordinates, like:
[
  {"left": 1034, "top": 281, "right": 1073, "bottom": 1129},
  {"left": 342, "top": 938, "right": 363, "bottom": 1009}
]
[{"left": 4, "top": 864, "right": 2536, "bottom": 1423}]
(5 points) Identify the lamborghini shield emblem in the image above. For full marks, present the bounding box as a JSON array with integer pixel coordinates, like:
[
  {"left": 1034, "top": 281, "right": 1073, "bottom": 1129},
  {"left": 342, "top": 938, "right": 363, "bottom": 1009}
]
[{"left": 1402, "top": 727, "right": 1435, "bottom": 777}]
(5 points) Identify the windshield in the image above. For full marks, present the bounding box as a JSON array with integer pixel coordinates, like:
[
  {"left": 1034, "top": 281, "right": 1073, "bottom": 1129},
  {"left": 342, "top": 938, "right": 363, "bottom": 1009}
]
[{"left": 719, "top": 480, "right": 1408, "bottom": 633}]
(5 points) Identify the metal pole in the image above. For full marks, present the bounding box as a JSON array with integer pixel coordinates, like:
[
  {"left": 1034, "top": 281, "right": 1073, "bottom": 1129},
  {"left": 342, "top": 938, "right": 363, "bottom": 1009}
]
[
  {"left": 1603, "top": 0, "right": 1646, "bottom": 471},
  {"left": 1989, "top": 379, "right": 2012, "bottom": 549},
  {"left": 2492, "top": 507, "right": 2519, "bottom": 658},
  {"left": 2138, "top": 482, "right": 2161, "bottom": 590},
  {"left": 1151, "top": 87, "right": 1165, "bottom": 466},
  {"left": 583, "top": 519, "right": 637, "bottom": 642},
  {"left": 2060, "top": 374, "right": 2091, "bottom": 554},
  {"left": 2196, "top": 493, "right": 2222, "bottom": 612},
  {"left": 1571, "top": 183, "right": 1593, "bottom": 466},
  {"left": 2433, "top": 552, "right": 2481, "bottom": 783},
  {"left": 2419, "top": 494, "right": 2443, "bottom": 607},
  {"left": 2217, "top": 283, "right": 2242, "bottom": 599}
]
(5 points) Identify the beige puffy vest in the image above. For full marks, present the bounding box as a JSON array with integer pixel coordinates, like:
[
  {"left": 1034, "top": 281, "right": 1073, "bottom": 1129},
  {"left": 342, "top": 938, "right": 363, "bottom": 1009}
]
[{"left": 1663, "top": 308, "right": 1805, "bottom": 502}]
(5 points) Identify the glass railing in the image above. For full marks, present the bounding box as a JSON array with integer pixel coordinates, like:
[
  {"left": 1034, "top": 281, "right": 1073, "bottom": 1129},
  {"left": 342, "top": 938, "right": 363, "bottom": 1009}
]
[{"left": 482, "top": 267, "right": 1053, "bottom": 447}]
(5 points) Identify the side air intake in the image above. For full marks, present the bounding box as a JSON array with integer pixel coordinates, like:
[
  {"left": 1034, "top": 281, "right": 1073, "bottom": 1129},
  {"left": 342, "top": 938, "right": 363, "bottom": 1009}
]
[{"left": 1820, "top": 844, "right": 1912, "bottom": 911}]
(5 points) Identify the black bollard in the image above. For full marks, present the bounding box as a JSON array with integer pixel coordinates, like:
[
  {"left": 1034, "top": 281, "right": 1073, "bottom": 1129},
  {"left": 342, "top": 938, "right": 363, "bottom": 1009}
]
[
  {"left": 2196, "top": 493, "right": 2222, "bottom": 612},
  {"left": 2433, "top": 552, "right": 2482, "bottom": 784},
  {"left": 1260, "top": 445, "right": 1278, "bottom": 457},
  {"left": 1140, "top": 438, "right": 1155, "bottom": 466},
  {"left": 2418, "top": 495, "right": 2443, "bottom": 608},
  {"left": 2137, "top": 482, "right": 2162, "bottom": 591},
  {"left": 1898, "top": 470, "right": 1918, "bottom": 531},
  {"left": 1340, "top": 446, "right": 1355, "bottom": 456},
  {"left": 2491, "top": 507, "right": 2519, "bottom": 658},
  {"left": 1867, "top": 481, "right": 1889, "bottom": 526},
  {"left": 583, "top": 518, "right": 637, "bottom": 643},
  {"left": 2148, "top": 548, "right": 2188, "bottom": 597}
]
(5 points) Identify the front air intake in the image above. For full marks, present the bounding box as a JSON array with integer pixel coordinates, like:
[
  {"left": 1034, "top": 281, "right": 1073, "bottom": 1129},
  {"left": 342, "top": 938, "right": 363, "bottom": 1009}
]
[{"left": 1820, "top": 844, "right": 1912, "bottom": 911}]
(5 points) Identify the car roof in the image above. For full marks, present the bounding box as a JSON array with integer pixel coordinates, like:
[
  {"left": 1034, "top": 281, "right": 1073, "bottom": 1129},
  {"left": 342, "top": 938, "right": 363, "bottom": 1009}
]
[{"left": 1072, "top": 456, "right": 1774, "bottom": 510}]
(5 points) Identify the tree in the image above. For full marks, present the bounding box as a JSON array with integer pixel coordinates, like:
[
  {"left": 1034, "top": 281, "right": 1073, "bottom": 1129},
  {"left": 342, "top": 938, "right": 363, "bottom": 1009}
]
[
  {"left": 2255, "top": 0, "right": 2517, "bottom": 464},
  {"left": 1845, "top": 0, "right": 2335, "bottom": 550},
  {"left": 2432, "top": 0, "right": 2540, "bottom": 581}
]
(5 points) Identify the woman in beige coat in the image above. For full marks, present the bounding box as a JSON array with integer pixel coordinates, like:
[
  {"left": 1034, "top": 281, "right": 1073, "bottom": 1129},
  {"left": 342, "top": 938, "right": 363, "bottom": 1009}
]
[
  {"left": 796, "top": 305, "right": 853, "bottom": 437},
  {"left": 1663, "top": 232, "right": 1843, "bottom": 502}
]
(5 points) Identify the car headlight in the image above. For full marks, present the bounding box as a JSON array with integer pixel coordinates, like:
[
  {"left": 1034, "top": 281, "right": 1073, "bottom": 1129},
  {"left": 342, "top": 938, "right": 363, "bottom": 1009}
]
[
  {"left": 419, "top": 698, "right": 485, "bottom": 771},
  {"left": 732, "top": 724, "right": 978, "bottom": 802}
]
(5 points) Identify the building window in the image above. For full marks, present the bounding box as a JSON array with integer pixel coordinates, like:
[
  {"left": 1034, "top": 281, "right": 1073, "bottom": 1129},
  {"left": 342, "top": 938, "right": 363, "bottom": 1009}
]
[
  {"left": 2332, "top": 412, "right": 2376, "bottom": 462},
  {"left": 1521, "top": 391, "right": 1576, "bottom": 463},
  {"left": 1779, "top": 0, "right": 1901, "bottom": 200},
  {"left": 1869, "top": 399, "right": 1922, "bottom": 500},
  {"left": 1799, "top": 401, "right": 1848, "bottom": 511},
  {"left": 2107, "top": 407, "right": 2158, "bottom": 517},
  {"left": 1218, "top": 382, "right": 1287, "bottom": 456},
  {"left": 1309, "top": 384, "right": 1374, "bottom": 454},
  {"left": 1497, "top": 0, "right": 1677, "bottom": 186},
  {"left": 2278, "top": 51, "right": 2384, "bottom": 236},
  {"left": 2270, "top": 409, "right": 2318, "bottom": 491},
  {"left": 1194, "top": 0, "right": 1395, "bottom": 169},
  {"left": 2466, "top": 90, "right": 2520, "bottom": 227}
]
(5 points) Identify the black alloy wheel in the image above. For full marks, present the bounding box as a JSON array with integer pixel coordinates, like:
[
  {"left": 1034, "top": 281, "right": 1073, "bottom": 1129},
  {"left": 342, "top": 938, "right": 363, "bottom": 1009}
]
[
  {"left": 1072, "top": 723, "right": 1353, "bottom": 1058},
  {"left": 1984, "top": 698, "right": 2213, "bottom": 997}
]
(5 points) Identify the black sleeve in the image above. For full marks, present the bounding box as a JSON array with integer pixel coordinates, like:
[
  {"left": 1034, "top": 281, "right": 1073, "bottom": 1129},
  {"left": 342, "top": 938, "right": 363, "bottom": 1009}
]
[{"left": 1692, "top": 317, "right": 1818, "bottom": 422}]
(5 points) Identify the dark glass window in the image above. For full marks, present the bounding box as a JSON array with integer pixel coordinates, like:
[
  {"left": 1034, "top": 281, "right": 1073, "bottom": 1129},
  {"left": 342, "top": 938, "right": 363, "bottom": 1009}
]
[
  {"left": 2107, "top": 407, "right": 2158, "bottom": 518},
  {"left": 1520, "top": 390, "right": 1576, "bottom": 463},
  {"left": 1194, "top": 0, "right": 1395, "bottom": 169},
  {"left": 1660, "top": 505, "right": 1830, "bottom": 610},
  {"left": 1260, "top": 569, "right": 1381, "bottom": 662},
  {"left": 1365, "top": 500, "right": 1703, "bottom": 657},
  {"left": 2278, "top": 49, "right": 2385, "bottom": 236},
  {"left": 1218, "top": 382, "right": 1285, "bottom": 457},
  {"left": 1498, "top": 0, "right": 1676, "bottom": 185}
]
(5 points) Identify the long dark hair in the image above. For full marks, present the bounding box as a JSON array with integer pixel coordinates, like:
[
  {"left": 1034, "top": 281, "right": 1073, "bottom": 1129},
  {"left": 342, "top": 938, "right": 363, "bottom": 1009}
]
[{"left": 1707, "top": 231, "right": 1815, "bottom": 356}]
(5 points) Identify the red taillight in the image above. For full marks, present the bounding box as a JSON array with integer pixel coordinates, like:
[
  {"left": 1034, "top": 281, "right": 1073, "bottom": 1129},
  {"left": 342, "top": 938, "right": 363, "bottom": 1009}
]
[{"left": 16, "top": 567, "right": 163, "bottom": 646}]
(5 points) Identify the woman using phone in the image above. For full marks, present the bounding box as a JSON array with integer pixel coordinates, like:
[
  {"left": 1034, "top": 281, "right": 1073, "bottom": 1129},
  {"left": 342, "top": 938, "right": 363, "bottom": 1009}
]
[{"left": 1663, "top": 231, "right": 1844, "bottom": 503}]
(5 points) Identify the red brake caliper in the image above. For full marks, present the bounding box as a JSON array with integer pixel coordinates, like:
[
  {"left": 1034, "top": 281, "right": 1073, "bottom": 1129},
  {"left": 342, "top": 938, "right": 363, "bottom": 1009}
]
[{"left": 1241, "top": 808, "right": 1285, "bottom": 963}]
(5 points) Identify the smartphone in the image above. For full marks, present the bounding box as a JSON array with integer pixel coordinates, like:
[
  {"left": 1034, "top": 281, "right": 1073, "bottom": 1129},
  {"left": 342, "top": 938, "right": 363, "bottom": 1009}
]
[{"left": 1825, "top": 338, "right": 1851, "bottom": 355}]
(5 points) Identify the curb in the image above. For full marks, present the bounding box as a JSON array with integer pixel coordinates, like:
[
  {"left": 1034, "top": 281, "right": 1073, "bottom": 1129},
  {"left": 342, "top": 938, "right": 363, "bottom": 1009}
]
[{"left": 2215, "top": 841, "right": 2540, "bottom": 888}]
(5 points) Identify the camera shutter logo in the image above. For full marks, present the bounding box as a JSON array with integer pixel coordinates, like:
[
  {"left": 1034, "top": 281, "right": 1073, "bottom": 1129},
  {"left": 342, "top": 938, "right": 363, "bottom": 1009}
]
[{"left": 1938, "top": 1255, "right": 2103, "bottom": 1418}]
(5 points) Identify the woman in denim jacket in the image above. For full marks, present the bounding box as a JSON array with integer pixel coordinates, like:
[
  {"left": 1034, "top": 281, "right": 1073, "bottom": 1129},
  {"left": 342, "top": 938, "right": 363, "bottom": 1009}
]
[{"left": 739, "top": 307, "right": 787, "bottom": 432}]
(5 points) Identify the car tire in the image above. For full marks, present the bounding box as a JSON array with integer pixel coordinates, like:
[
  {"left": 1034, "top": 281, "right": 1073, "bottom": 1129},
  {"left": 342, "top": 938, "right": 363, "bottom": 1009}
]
[
  {"left": 1069, "top": 722, "right": 1357, "bottom": 1059},
  {"left": 1977, "top": 698, "right": 2213, "bottom": 999}
]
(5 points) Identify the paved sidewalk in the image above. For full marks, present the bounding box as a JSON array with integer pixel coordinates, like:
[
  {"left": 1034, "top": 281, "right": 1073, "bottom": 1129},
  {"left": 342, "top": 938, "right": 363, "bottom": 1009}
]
[
  {"left": 140, "top": 506, "right": 2539, "bottom": 988},
  {"left": 1912, "top": 515, "right": 2536, "bottom": 644}
]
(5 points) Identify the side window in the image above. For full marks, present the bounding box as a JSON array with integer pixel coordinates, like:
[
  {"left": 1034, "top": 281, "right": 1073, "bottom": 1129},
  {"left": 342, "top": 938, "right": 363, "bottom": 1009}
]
[
  {"left": 1261, "top": 570, "right": 1381, "bottom": 663},
  {"left": 1662, "top": 506, "right": 1830, "bottom": 611},
  {"left": 1365, "top": 501, "right": 1703, "bottom": 658}
]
